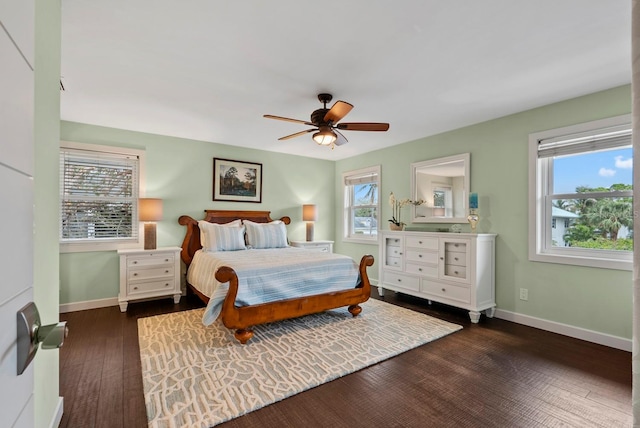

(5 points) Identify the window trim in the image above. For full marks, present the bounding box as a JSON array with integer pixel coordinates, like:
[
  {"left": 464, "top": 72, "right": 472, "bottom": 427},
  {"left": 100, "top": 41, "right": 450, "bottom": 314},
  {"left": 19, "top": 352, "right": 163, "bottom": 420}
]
[
  {"left": 342, "top": 165, "right": 380, "bottom": 245},
  {"left": 60, "top": 141, "right": 146, "bottom": 253},
  {"left": 528, "top": 114, "right": 632, "bottom": 270}
]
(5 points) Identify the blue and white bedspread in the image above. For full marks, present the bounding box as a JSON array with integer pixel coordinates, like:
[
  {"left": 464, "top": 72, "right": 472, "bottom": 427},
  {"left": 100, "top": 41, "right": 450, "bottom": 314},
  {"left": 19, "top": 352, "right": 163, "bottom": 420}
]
[{"left": 187, "top": 247, "right": 361, "bottom": 325}]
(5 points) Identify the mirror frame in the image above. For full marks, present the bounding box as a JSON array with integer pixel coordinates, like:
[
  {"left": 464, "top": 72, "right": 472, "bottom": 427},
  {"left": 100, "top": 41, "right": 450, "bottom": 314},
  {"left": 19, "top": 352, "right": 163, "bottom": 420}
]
[{"left": 410, "top": 153, "right": 470, "bottom": 224}]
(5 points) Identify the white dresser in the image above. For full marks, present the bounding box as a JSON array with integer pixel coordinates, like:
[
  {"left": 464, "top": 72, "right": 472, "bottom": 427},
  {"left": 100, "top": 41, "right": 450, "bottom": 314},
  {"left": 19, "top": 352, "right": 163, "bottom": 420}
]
[
  {"left": 379, "top": 231, "right": 496, "bottom": 323},
  {"left": 117, "top": 247, "right": 182, "bottom": 311}
]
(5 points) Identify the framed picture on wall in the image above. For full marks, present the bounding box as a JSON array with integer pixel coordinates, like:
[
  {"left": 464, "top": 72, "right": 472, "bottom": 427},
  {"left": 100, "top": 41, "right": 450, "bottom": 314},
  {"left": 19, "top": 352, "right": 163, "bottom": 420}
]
[{"left": 213, "top": 158, "right": 263, "bottom": 203}]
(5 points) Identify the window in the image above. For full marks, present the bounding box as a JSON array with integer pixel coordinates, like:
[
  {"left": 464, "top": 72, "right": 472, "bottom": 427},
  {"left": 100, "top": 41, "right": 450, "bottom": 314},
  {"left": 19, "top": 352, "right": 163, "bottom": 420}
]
[
  {"left": 343, "top": 165, "right": 380, "bottom": 243},
  {"left": 529, "top": 114, "right": 632, "bottom": 270},
  {"left": 60, "top": 141, "right": 145, "bottom": 252}
]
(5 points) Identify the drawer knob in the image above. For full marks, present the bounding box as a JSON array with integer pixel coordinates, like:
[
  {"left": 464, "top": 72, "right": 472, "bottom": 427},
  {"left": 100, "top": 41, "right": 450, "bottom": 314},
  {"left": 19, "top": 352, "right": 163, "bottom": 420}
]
[
  {"left": 455, "top": 257, "right": 459, "bottom": 261},
  {"left": 165, "top": 259, "right": 169, "bottom": 262},
  {"left": 418, "top": 240, "right": 422, "bottom": 244},
  {"left": 165, "top": 270, "right": 169, "bottom": 273},
  {"left": 418, "top": 254, "right": 422, "bottom": 258},
  {"left": 442, "top": 288, "right": 446, "bottom": 292},
  {"left": 133, "top": 286, "right": 138, "bottom": 290},
  {"left": 133, "top": 273, "right": 138, "bottom": 276},
  {"left": 418, "top": 268, "right": 423, "bottom": 272},
  {"left": 440, "top": 257, "right": 444, "bottom": 260},
  {"left": 397, "top": 279, "right": 402, "bottom": 282},
  {"left": 399, "top": 252, "right": 403, "bottom": 255},
  {"left": 454, "top": 244, "right": 459, "bottom": 247},
  {"left": 133, "top": 261, "right": 138, "bottom": 264},
  {"left": 454, "top": 271, "right": 459, "bottom": 275},
  {"left": 165, "top": 283, "right": 169, "bottom": 287}
]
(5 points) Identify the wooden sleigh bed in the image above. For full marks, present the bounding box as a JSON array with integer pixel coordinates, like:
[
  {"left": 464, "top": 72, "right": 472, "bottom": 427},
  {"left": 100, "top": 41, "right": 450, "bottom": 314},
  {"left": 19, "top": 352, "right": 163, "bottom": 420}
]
[{"left": 178, "top": 209, "right": 374, "bottom": 344}]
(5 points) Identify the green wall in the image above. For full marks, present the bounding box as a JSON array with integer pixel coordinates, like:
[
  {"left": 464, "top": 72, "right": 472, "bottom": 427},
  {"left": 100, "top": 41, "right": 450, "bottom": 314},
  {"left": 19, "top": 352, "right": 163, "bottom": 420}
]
[
  {"left": 34, "top": 0, "right": 61, "bottom": 426},
  {"left": 59, "top": 122, "right": 336, "bottom": 304},
  {"left": 60, "top": 85, "right": 632, "bottom": 341},
  {"left": 335, "top": 84, "right": 632, "bottom": 340}
]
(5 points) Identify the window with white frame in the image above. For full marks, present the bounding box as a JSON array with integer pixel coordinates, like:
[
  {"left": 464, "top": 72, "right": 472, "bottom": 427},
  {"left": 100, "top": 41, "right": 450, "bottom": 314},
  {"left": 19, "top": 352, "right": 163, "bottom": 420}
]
[
  {"left": 60, "top": 142, "right": 145, "bottom": 252},
  {"left": 343, "top": 165, "right": 380, "bottom": 243},
  {"left": 528, "top": 114, "right": 632, "bottom": 270}
]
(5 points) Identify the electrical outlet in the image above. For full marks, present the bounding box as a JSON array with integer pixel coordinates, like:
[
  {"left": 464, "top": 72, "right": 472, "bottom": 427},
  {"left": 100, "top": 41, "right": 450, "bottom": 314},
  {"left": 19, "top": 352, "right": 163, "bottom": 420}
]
[{"left": 519, "top": 288, "right": 528, "bottom": 301}]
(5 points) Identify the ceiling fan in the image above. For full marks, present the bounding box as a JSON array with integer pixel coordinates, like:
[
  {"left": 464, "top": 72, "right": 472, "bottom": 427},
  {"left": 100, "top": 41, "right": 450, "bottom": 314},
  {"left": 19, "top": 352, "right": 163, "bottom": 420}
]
[{"left": 263, "top": 93, "right": 389, "bottom": 149}]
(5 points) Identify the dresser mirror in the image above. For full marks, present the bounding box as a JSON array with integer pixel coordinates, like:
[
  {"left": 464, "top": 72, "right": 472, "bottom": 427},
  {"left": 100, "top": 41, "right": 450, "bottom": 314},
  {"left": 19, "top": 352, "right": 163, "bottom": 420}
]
[{"left": 410, "top": 153, "right": 470, "bottom": 223}]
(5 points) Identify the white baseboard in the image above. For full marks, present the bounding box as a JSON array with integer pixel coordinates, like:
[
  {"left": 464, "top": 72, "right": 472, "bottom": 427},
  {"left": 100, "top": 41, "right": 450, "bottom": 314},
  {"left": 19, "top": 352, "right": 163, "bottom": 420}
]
[
  {"left": 49, "top": 397, "right": 63, "bottom": 428},
  {"left": 494, "top": 308, "right": 631, "bottom": 352},
  {"left": 59, "top": 297, "right": 118, "bottom": 313}
]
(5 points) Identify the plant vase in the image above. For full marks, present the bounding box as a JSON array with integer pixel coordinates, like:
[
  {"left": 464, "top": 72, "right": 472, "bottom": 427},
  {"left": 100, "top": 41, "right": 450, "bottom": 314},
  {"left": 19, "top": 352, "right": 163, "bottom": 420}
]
[{"left": 389, "top": 222, "right": 405, "bottom": 231}]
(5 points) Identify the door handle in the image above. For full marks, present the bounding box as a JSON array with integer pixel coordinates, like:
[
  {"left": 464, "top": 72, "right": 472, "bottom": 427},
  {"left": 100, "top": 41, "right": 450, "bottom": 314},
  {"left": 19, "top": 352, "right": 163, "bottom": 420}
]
[{"left": 16, "top": 302, "right": 68, "bottom": 375}]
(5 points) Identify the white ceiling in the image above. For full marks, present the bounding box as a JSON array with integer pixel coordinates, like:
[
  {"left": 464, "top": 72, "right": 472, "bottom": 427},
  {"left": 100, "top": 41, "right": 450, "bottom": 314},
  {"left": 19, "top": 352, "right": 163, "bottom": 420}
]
[{"left": 60, "top": 1, "right": 631, "bottom": 161}]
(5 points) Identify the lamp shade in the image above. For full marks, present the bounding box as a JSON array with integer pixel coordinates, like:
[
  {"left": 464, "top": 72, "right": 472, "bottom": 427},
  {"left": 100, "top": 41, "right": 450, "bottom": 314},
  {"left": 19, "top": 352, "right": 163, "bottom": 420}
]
[
  {"left": 302, "top": 204, "right": 317, "bottom": 222},
  {"left": 312, "top": 128, "right": 337, "bottom": 146},
  {"left": 139, "top": 198, "right": 163, "bottom": 222}
]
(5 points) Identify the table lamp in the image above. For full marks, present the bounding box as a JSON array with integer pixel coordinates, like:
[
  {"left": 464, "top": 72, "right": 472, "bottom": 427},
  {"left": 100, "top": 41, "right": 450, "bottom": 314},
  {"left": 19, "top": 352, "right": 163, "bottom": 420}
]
[
  {"left": 302, "top": 204, "right": 317, "bottom": 242},
  {"left": 139, "top": 198, "right": 163, "bottom": 249}
]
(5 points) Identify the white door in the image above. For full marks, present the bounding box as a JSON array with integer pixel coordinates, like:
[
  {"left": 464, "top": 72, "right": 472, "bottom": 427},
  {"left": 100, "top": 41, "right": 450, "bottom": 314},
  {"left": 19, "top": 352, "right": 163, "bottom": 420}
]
[{"left": 0, "top": 0, "right": 36, "bottom": 426}]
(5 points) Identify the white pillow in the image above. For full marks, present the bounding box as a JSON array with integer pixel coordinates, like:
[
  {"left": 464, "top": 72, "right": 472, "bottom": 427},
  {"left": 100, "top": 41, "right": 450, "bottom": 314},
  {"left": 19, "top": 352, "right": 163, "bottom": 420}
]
[
  {"left": 243, "top": 220, "right": 288, "bottom": 249},
  {"left": 198, "top": 220, "right": 246, "bottom": 251}
]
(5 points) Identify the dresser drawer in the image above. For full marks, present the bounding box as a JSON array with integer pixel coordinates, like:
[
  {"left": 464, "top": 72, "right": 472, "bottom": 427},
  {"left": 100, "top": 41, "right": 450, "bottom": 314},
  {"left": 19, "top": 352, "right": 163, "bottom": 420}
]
[
  {"left": 128, "top": 265, "right": 174, "bottom": 281},
  {"left": 444, "top": 242, "right": 467, "bottom": 253},
  {"left": 406, "top": 263, "right": 438, "bottom": 278},
  {"left": 444, "top": 264, "right": 467, "bottom": 279},
  {"left": 445, "top": 251, "right": 466, "bottom": 267},
  {"left": 386, "top": 246, "right": 403, "bottom": 257},
  {"left": 406, "top": 249, "right": 438, "bottom": 264},
  {"left": 406, "top": 236, "right": 438, "bottom": 250},
  {"left": 385, "top": 256, "right": 402, "bottom": 268},
  {"left": 128, "top": 278, "right": 176, "bottom": 295},
  {"left": 127, "top": 253, "right": 175, "bottom": 268},
  {"left": 386, "top": 237, "right": 402, "bottom": 247},
  {"left": 383, "top": 271, "right": 420, "bottom": 292},
  {"left": 422, "top": 280, "right": 471, "bottom": 304}
]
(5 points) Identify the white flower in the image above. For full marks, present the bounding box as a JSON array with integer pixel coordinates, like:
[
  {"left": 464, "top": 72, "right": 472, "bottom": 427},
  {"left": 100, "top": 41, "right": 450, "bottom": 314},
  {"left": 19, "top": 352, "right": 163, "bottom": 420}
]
[{"left": 389, "top": 192, "right": 396, "bottom": 207}]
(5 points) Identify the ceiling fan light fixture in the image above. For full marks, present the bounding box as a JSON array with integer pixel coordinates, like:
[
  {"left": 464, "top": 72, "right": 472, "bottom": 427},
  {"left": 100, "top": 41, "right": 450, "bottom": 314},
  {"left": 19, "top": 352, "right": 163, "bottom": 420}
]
[{"left": 313, "top": 128, "right": 337, "bottom": 146}]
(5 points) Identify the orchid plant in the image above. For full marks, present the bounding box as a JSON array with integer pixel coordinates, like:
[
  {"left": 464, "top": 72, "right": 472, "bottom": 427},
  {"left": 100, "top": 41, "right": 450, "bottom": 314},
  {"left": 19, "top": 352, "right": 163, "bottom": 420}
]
[{"left": 388, "top": 192, "right": 425, "bottom": 226}]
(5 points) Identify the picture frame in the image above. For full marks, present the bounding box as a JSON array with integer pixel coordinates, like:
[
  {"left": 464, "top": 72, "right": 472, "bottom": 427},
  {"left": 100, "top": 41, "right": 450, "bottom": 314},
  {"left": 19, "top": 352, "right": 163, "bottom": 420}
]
[{"left": 213, "top": 158, "right": 263, "bottom": 203}]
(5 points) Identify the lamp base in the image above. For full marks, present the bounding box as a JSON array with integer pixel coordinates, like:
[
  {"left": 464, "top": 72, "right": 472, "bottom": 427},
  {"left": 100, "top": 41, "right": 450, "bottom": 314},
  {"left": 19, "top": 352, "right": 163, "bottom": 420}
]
[
  {"left": 144, "top": 223, "right": 157, "bottom": 250},
  {"left": 306, "top": 222, "right": 314, "bottom": 242},
  {"left": 467, "top": 210, "right": 479, "bottom": 233}
]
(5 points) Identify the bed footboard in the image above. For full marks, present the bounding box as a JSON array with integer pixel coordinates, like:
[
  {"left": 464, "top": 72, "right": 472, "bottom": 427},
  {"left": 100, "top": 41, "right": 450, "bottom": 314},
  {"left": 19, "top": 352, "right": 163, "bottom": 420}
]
[{"left": 215, "top": 254, "right": 374, "bottom": 344}]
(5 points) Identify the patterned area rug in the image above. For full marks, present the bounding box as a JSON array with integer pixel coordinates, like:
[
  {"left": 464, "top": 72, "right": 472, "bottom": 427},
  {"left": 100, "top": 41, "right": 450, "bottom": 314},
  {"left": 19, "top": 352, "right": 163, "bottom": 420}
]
[{"left": 138, "top": 298, "right": 462, "bottom": 428}]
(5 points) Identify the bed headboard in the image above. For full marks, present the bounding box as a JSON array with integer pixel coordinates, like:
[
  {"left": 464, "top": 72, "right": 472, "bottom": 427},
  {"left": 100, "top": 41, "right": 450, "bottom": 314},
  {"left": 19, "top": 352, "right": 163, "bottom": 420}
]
[{"left": 178, "top": 210, "right": 291, "bottom": 266}]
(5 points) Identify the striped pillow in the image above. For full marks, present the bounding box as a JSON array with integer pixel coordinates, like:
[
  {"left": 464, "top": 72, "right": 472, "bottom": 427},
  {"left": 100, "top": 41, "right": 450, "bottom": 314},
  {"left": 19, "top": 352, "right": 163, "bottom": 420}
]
[
  {"left": 198, "top": 221, "right": 246, "bottom": 252},
  {"left": 198, "top": 219, "right": 241, "bottom": 248},
  {"left": 244, "top": 220, "right": 288, "bottom": 249}
]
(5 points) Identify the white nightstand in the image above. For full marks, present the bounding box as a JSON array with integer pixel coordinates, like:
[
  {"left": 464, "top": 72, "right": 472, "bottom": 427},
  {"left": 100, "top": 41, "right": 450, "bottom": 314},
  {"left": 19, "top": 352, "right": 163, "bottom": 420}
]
[
  {"left": 117, "top": 246, "right": 182, "bottom": 312},
  {"left": 290, "top": 240, "right": 334, "bottom": 253}
]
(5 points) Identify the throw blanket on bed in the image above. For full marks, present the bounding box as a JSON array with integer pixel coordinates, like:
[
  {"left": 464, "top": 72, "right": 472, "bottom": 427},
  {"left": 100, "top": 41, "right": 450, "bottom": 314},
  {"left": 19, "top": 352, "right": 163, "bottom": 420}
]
[{"left": 187, "top": 247, "right": 360, "bottom": 325}]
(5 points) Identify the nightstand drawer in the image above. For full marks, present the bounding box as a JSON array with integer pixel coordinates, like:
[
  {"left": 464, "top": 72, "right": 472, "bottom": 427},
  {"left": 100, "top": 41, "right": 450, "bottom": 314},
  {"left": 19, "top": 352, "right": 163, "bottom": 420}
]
[
  {"left": 128, "top": 265, "right": 174, "bottom": 281},
  {"left": 128, "top": 278, "right": 176, "bottom": 295},
  {"left": 128, "top": 253, "right": 174, "bottom": 268}
]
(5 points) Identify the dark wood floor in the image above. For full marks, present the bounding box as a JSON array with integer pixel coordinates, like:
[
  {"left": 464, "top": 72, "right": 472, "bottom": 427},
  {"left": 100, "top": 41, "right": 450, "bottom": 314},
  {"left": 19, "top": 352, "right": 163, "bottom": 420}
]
[{"left": 59, "top": 291, "right": 632, "bottom": 428}]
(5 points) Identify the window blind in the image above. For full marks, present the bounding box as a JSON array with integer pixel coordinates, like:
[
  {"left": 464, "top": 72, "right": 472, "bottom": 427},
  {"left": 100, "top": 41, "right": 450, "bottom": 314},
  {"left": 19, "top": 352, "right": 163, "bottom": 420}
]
[
  {"left": 344, "top": 172, "right": 378, "bottom": 186},
  {"left": 60, "top": 148, "right": 139, "bottom": 241},
  {"left": 537, "top": 125, "right": 631, "bottom": 158}
]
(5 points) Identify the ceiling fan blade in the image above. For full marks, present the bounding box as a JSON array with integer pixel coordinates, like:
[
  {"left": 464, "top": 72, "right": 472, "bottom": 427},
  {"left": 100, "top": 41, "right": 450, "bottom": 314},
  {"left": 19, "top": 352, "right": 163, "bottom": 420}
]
[
  {"left": 264, "top": 114, "right": 313, "bottom": 126},
  {"left": 278, "top": 129, "right": 316, "bottom": 141},
  {"left": 334, "top": 130, "right": 349, "bottom": 146},
  {"left": 336, "top": 122, "right": 390, "bottom": 131},
  {"left": 324, "top": 101, "right": 353, "bottom": 123}
]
